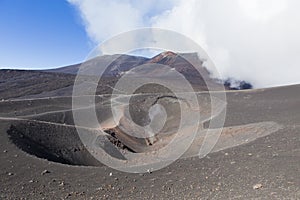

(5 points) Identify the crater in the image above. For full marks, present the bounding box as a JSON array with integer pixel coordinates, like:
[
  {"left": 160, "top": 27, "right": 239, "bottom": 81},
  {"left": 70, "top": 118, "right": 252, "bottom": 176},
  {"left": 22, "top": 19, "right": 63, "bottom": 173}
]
[
  {"left": 7, "top": 121, "right": 102, "bottom": 166},
  {"left": 5, "top": 93, "right": 218, "bottom": 166}
]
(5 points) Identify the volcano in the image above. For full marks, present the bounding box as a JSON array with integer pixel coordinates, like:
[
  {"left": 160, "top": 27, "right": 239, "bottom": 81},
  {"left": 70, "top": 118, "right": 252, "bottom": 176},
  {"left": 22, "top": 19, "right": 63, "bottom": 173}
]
[{"left": 0, "top": 52, "right": 298, "bottom": 199}]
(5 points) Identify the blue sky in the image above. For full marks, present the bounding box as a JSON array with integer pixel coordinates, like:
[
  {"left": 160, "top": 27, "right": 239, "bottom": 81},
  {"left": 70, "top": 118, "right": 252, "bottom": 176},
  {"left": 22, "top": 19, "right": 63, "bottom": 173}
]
[{"left": 0, "top": 0, "right": 91, "bottom": 69}]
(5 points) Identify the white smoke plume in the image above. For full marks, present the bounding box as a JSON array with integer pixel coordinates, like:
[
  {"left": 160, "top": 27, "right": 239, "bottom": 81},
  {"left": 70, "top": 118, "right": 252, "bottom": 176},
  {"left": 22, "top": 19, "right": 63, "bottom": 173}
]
[{"left": 68, "top": 0, "right": 300, "bottom": 88}]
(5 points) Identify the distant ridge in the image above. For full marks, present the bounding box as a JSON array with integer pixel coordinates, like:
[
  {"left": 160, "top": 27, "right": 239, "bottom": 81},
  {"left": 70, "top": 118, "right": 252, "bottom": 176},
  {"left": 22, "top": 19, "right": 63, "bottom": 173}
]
[{"left": 0, "top": 52, "right": 253, "bottom": 99}]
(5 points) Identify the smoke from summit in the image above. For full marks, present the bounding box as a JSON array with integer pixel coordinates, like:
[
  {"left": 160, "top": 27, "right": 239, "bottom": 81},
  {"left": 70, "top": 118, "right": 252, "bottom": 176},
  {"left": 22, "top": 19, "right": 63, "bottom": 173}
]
[{"left": 69, "top": 0, "right": 300, "bottom": 88}]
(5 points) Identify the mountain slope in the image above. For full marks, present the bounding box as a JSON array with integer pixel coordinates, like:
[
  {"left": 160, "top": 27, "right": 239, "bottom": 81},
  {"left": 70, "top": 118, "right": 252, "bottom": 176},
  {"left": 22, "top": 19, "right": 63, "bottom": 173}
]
[{"left": 1, "top": 52, "right": 230, "bottom": 99}]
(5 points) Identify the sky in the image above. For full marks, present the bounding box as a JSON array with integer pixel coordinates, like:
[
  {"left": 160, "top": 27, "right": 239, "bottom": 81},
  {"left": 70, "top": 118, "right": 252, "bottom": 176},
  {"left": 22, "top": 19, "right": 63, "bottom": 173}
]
[
  {"left": 0, "top": 0, "right": 91, "bottom": 69},
  {"left": 1, "top": 0, "right": 300, "bottom": 88}
]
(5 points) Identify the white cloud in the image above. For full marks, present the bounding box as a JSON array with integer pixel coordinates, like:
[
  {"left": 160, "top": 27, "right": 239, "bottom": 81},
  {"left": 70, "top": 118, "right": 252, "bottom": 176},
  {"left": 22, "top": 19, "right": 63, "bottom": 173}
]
[
  {"left": 238, "top": 0, "right": 288, "bottom": 22},
  {"left": 69, "top": 0, "right": 300, "bottom": 88},
  {"left": 68, "top": 0, "right": 177, "bottom": 41},
  {"left": 69, "top": 0, "right": 143, "bottom": 42}
]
